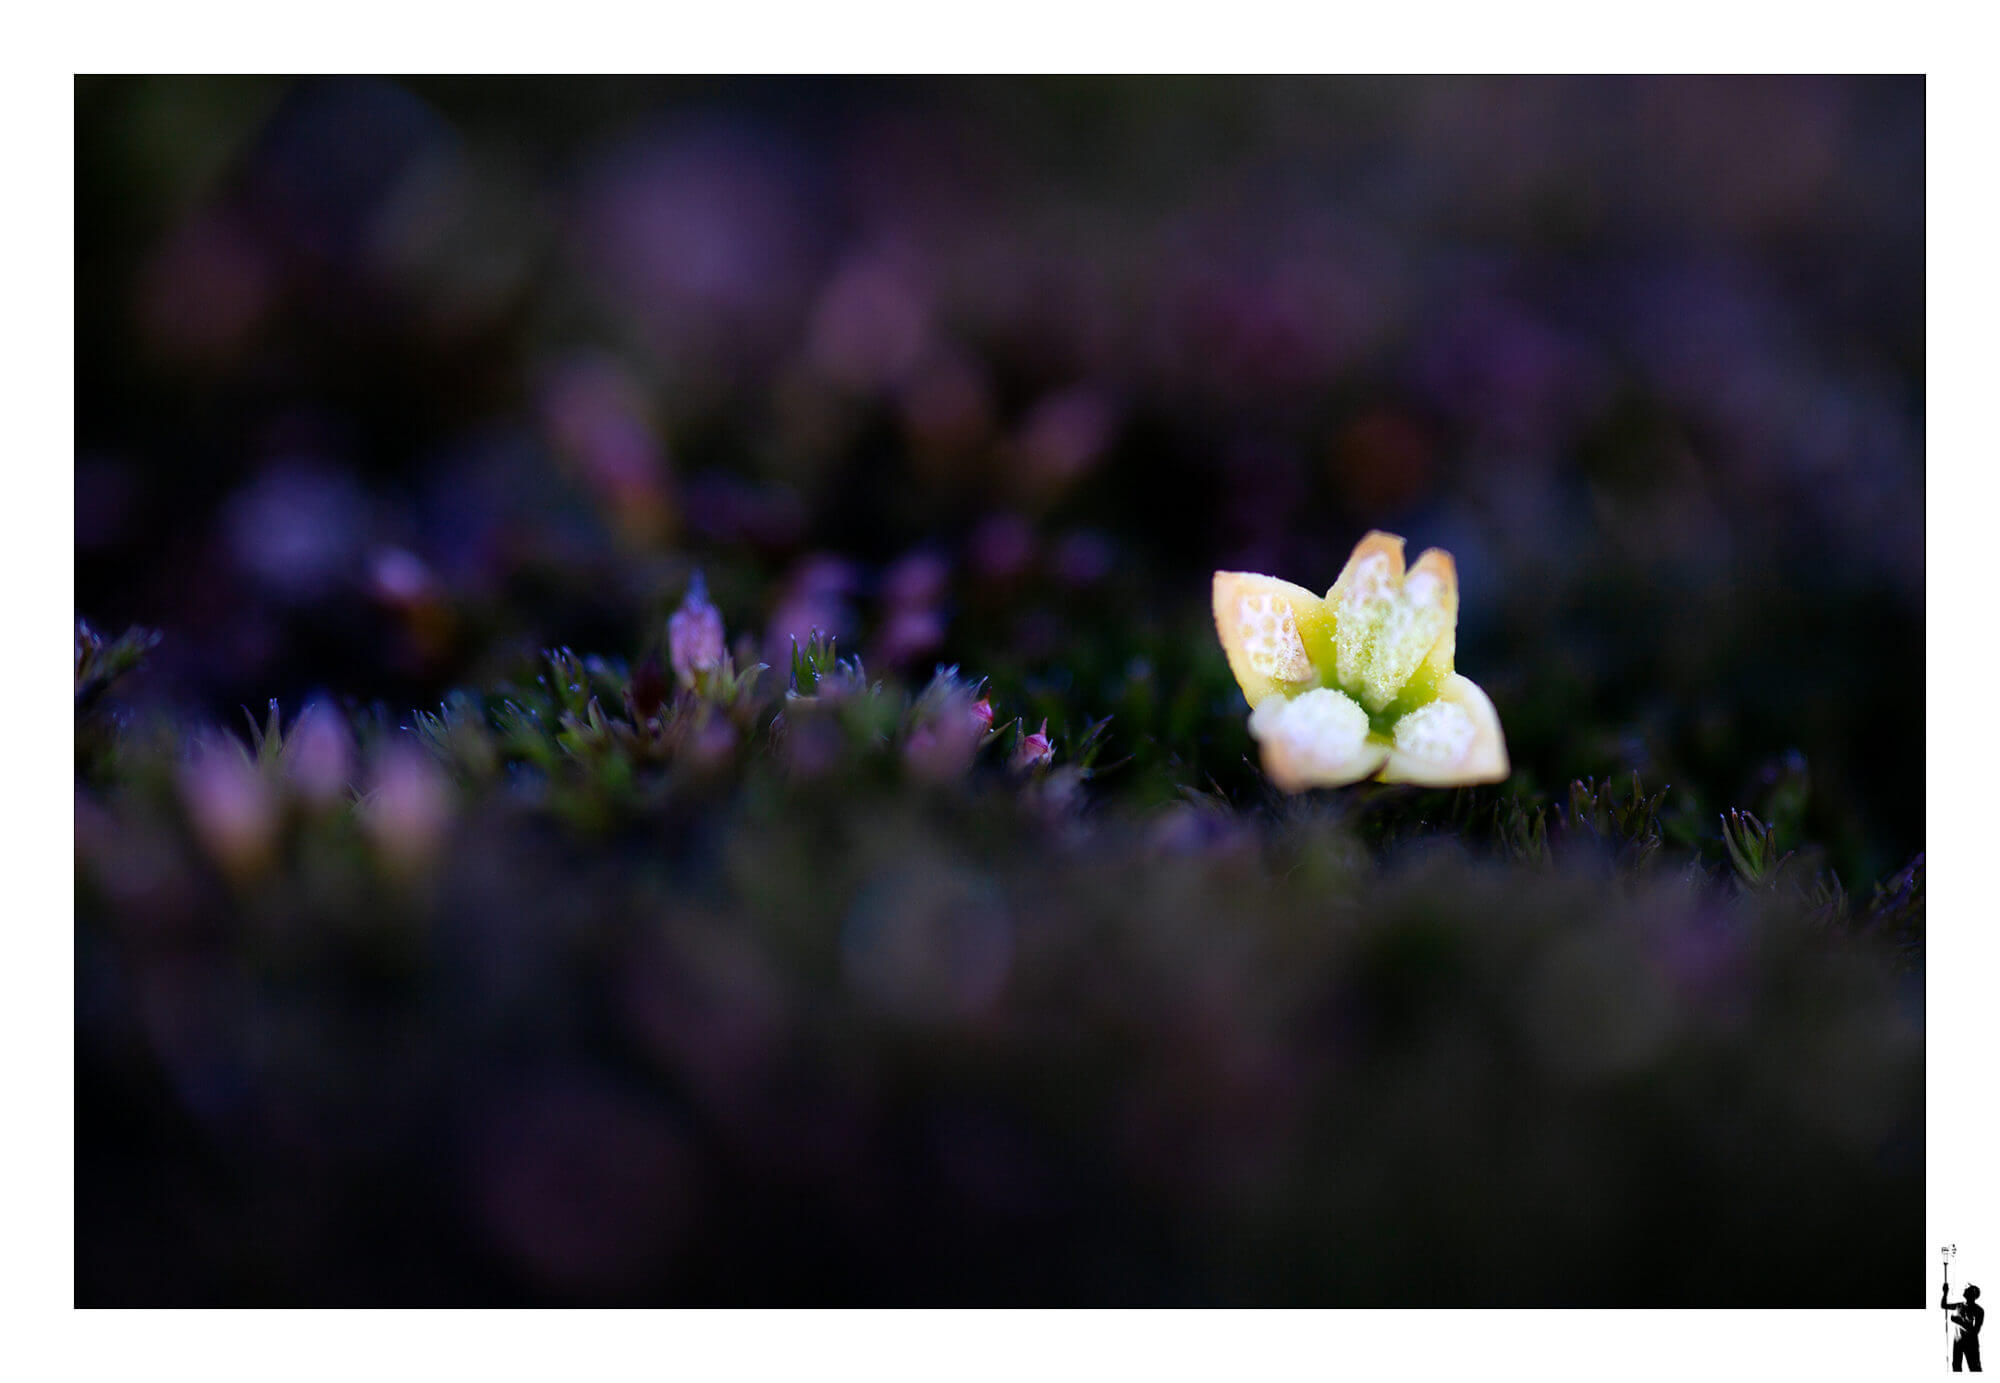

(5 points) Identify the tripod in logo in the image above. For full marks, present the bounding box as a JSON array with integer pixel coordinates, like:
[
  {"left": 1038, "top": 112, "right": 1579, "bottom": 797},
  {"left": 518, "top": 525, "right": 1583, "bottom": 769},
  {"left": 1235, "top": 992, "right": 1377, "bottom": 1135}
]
[{"left": 1946, "top": 1247, "right": 1960, "bottom": 1368}]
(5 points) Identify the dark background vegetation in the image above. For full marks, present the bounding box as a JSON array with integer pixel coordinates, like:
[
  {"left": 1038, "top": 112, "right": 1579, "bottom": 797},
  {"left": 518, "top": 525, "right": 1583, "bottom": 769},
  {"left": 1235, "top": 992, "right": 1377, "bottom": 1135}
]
[{"left": 76, "top": 76, "right": 1924, "bottom": 1305}]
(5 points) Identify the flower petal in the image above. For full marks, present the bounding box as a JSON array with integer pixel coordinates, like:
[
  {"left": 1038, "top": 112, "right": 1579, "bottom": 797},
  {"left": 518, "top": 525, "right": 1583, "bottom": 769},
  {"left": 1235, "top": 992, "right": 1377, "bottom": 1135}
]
[
  {"left": 1371, "top": 547, "right": 1458, "bottom": 709},
  {"left": 1325, "top": 531, "right": 1404, "bottom": 704},
  {"left": 1378, "top": 673, "right": 1510, "bottom": 786},
  {"left": 1247, "top": 687, "right": 1389, "bottom": 792},
  {"left": 1324, "top": 533, "right": 1456, "bottom": 713},
  {"left": 1212, "top": 571, "right": 1332, "bottom": 708},
  {"left": 1390, "top": 548, "right": 1461, "bottom": 709}
]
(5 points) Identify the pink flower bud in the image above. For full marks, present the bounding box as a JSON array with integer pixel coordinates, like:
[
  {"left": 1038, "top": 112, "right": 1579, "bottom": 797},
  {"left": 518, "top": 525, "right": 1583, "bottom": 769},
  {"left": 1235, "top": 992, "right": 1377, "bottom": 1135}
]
[
  {"left": 668, "top": 574, "right": 726, "bottom": 688},
  {"left": 970, "top": 698, "right": 994, "bottom": 733},
  {"left": 1011, "top": 719, "right": 1055, "bottom": 773},
  {"left": 286, "top": 702, "right": 354, "bottom": 808},
  {"left": 179, "top": 745, "right": 276, "bottom": 877},
  {"left": 364, "top": 746, "right": 453, "bottom": 872}
]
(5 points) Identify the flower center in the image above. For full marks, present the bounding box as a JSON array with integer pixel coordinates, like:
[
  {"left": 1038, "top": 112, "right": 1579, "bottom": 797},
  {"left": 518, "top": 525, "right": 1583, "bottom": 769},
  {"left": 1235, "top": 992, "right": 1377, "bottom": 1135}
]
[{"left": 1335, "top": 555, "right": 1451, "bottom": 713}]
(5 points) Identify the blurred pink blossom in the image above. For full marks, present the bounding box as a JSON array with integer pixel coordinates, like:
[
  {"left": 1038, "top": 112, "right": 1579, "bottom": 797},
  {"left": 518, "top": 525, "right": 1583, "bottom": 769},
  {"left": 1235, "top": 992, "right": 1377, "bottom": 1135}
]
[
  {"left": 668, "top": 575, "right": 726, "bottom": 688},
  {"left": 881, "top": 550, "right": 951, "bottom": 612},
  {"left": 874, "top": 550, "right": 952, "bottom": 667},
  {"left": 899, "top": 349, "right": 997, "bottom": 457},
  {"left": 903, "top": 691, "right": 988, "bottom": 783},
  {"left": 138, "top": 210, "right": 276, "bottom": 364},
  {"left": 223, "top": 462, "right": 371, "bottom": 600},
  {"left": 1051, "top": 529, "right": 1115, "bottom": 588},
  {"left": 685, "top": 715, "right": 738, "bottom": 770},
  {"left": 1011, "top": 386, "right": 1118, "bottom": 497},
  {"left": 967, "top": 514, "right": 1036, "bottom": 585},
  {"left": 806, "top": 246, "right": 933, "bottom": 392},
  {"left": 573, "top": 125, "right": 815, "bottom": 382},
  {"left": 876, "top": 608, "right": 947, "bottom": 667},
  {"left": 538, "top": 353, "right": 673, "bottom": 544},
  {"left": 364, "top": 745, "right": 452, "bottom": 872},
  {"left": 179, "top": 745, "right": 277, "bottom": 878},
  {"left": 286, "top": 702, "right": 354, "bottom": 808},
  {"left": 368, "top": 547, "right": 435, "bottom": 607},
  {"left": 764, "top": 556, "right": 858, "bottom": 668}
]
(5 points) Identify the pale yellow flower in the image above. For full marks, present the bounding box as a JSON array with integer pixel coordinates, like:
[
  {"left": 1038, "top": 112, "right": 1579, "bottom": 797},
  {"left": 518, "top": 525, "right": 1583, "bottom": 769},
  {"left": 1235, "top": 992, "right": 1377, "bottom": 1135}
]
[{"left": 1213, "top": 531, "right": 1509, "bottom": 791}]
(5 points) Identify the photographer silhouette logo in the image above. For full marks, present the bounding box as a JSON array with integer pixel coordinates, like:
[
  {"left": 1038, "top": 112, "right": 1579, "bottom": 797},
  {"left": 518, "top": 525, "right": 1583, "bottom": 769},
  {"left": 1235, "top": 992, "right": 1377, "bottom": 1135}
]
[{"left": 1945, "top": 1245, "right": 1985, "bottom": 1372}]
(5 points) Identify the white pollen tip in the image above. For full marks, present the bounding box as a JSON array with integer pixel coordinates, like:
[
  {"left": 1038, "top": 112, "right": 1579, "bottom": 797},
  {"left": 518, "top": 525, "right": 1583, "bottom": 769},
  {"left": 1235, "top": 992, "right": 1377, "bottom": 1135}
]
[
  {"left": 1391, "top": 701, "right": 1476, "bottom": 763},
  {"left": 1378, "top": 674, "right": 1510, "bottom": 787},
  {"left": 1248, "top": 688, "right": 1386, "bottom": 791}
]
